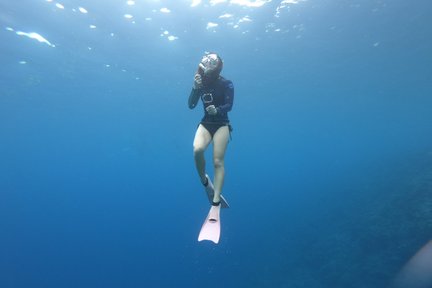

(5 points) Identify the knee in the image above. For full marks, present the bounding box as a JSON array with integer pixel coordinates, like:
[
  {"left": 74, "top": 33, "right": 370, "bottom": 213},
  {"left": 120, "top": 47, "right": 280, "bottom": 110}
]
[
  {"left": 193, "top": 144, "right": 205, "bottom": 156},
  {"left": 213, "top": 157, "right": 224, "bottom": 169}
]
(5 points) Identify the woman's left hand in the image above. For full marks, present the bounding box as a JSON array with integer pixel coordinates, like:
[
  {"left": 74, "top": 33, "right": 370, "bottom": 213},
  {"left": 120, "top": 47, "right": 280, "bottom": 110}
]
[{"left": 206, "top": 105, "right": 218, "bottom": 115}]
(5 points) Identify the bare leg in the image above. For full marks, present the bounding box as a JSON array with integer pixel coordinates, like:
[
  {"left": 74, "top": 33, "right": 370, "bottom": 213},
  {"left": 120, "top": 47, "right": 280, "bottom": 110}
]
[
  {"left": 212, "top": 126, "right": 229, "bottom": 203},
  {"left": 193, "top": 124, "right": 212, "bottom": 184}
]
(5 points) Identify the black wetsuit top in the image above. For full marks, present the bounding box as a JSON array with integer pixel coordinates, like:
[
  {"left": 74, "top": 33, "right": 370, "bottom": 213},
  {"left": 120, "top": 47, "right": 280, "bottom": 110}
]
[{"left": 188, "top": 76, "right": 234, "bottom": 124}]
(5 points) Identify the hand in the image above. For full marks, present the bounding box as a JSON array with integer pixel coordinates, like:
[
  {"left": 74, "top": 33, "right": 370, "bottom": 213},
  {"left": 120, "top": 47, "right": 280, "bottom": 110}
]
[
  {"left": 206, "top": 105, "right": 218, "bottom": 115},
  {"left": 194, "top": 73, "right": 203, "bottom": 89}
]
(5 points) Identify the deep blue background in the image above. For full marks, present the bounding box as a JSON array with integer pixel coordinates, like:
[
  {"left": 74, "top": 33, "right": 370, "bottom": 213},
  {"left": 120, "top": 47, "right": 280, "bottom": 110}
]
[{"left": 1, "top": 0, "right": 431, "bottom": 287}]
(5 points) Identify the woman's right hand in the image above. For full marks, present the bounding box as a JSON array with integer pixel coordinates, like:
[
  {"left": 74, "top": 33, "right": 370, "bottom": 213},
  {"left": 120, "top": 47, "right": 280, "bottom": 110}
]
[{"left": 194, "top": 73, "right": 203, "bottom": 89}]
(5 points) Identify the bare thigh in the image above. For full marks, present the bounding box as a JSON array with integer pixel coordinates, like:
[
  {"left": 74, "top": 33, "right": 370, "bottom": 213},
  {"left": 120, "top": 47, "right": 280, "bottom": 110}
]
[
  {"left": 193, "top": 124, "right": 212, "bottom": 152},
  {"left": 212, "top": 126, "right": 229, "bottom": 162}
]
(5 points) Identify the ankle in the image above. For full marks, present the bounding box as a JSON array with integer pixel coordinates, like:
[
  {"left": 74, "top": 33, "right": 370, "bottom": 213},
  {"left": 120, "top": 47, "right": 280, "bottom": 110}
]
[
  {"left": 212, "top": 195, "right": 221, "bottom": 204},
  {"left": 212, "top": 200, "right": 221, "bottom": 206}
]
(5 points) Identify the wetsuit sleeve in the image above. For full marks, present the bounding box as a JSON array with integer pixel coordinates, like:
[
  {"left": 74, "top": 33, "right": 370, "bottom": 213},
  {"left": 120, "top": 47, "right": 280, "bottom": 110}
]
[
  {"left": 217, "top": 81, "right": 234, "bottom": 114},
  {"left": 188, "top": 88, "right": 201, "bottom": 109}
]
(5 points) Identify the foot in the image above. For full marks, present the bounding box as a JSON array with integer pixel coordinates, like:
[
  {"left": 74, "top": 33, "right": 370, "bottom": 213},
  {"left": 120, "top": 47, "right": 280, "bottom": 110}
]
[
  {"left": 202, "top": 175, "right": 229, "bottom": 209},
  {"left": 212, "top": 196, "right": 221, "bottom": 205}
]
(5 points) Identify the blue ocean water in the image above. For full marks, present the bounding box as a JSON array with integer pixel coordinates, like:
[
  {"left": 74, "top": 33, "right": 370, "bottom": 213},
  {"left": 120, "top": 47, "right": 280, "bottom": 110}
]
[{"left": 1, "top": 0, "right": 432, "bottom": 287}]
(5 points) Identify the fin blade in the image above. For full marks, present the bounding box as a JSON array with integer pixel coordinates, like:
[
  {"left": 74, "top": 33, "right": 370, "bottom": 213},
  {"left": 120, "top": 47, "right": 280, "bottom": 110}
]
[{"left": 198, "top": 205, "right": 221, "bottom": 244}]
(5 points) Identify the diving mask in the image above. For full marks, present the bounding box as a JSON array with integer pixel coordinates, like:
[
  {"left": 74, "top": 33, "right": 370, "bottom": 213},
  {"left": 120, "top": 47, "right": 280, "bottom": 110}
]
[{"left": 199, "top": 53, "right": 221, "bottom": 76}]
